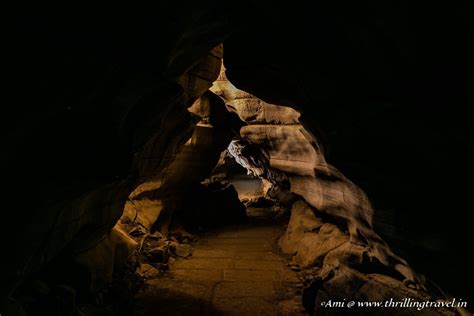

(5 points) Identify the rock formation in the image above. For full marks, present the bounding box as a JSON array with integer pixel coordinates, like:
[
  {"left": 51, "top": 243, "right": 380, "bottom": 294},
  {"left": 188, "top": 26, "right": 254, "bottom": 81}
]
[
  {"left": 3, "top": 5, "right": 472, "bottom": 315},
  {"left": 211, "top": 64, "right": 467, "bottom": 315}
]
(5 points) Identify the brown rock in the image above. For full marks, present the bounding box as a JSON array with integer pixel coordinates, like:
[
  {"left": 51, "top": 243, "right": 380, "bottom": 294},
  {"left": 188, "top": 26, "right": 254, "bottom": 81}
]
[
  {"left": 73, "top": 226, "right": 138, "bottom": 294},
  {"left": 210, "top": 63, "right": 301, "bottom": 125},
  {"left": 145, "top": 246, "right": 169, "bottom": 263},
  {"left": 240, "top": 125, "right": 320, "bottom": 176},
  {"left": 304, "top": 265, "right": 455, "bottom": 316},
  {"left": 278, "top": 200, "right": 323, "bottom": 255},
  {"left": 137, "top": 263, "right": 160, "bottom": 279},
  {"left": 321, "top": 242, "right": 367, "bottom": 270},
  {"left": 171, "top": 243, "right": 193, "bottom": 258},
  {"left": 292, "top": 224, "right": 348, "bottom": 269}
]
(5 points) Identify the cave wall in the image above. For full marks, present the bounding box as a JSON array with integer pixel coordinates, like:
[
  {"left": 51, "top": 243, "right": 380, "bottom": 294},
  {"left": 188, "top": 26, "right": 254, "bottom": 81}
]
[
  {"left": 3, "top": 1, "right": 472, "bottom": 311},
  {"left": 120, "top": 46, "right": 227, "bottom": 232},
  {"left": 212, "top": 66, "right": 461, "bottom": 314},
  {"left": 223, "top": 2, "right": 473, "bottom": 303},
  {"left": 2, "top": 8, "right": 245, "bottom": 305}
]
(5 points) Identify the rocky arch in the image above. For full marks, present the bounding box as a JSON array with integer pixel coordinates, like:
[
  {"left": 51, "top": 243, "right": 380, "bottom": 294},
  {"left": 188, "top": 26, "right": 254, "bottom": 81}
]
[{"left": 3, "top": 6, "right": 472, "bottom": 315}]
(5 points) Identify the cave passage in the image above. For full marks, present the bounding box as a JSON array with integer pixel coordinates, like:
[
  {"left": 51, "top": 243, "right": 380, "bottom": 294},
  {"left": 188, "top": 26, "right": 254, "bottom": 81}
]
[
  {"left": 105, "top": 61, "right": 449, "bottom": 315},
  {"left": 133, "top": 172, "right": 305, "bottom": 315},
  {"left": 4, "top": 8, "right": 473, "bottom": 315},
  {"left": 7, "top": 53, "right": 470, "bottom": 316},
  {"left": 115, "top": 69, "right": 312, "bottom": 313}
]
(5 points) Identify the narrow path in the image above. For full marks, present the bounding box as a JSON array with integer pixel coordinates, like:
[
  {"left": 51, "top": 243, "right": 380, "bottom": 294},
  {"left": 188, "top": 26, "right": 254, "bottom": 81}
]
[{"left": 134, "top": 208, "right": 305, "bottom": 315}]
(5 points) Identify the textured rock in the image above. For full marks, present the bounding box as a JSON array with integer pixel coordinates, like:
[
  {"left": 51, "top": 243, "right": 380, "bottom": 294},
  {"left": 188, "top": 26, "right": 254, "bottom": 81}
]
[
  {"left": 170, "top": 243, "right": 193, "bottom": 258},
  {"left": 145, "top": 246, "right": 169, "bottom": 263},
  {"left": 2, "top": 12, "right": 239, "bottom": 303},
  {"left": 209, "top": 62, "right": 461, "bottom": 315},
  {"left": 211, "top": 67, "right": 300, "bottom": 125},
  {"left": 122, "top": 198, "right": 165, "bottom": 232},
  {"left": 227, "top": 139, "right": 287, "bottom": 185},
  {"left": 292, "top": 226, "right": 349, "bottom": 269},
  {"left": 321, "top": 242, "right": 368, "bottom": 270},
  {"left": 240, "top": 125, "right": 320, "bottom": 176},
  {"left": 121, "top": 74, "right": 241, "bottom": 235},
  {"left": 306, "top": 266, "right": 456, "bottom": 316},
  {"left": 223, "top": 4, "right": 473, "bottom": 303},
  {"left": 214, "top": 63, "right": 419, "bottom": 287},
  {"left": 289, "top": 173, "right": 420, "bottom": 286},
  {"left": 4, "top": 3, "right": 472, "bottom": 310},
  {"left": 178, "top": 45, "right": 224, "bottom": 102},
  {"left": 289, "top": 174, "right": 374, "bottom": 244},
  {"left": 74, "top": 226, "right": 137, "bottom": 294},
  {"left": 279, "top": 201, "right": 324, "bottom": 254},
  {"left": 137, "top": 264, "right": 160, "bottom": 280}
]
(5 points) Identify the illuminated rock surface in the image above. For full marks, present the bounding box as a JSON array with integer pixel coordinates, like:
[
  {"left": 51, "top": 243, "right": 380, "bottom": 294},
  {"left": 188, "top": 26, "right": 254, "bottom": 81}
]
[{"left": 3, "top": 5, "right": 472, "bottom": 315}]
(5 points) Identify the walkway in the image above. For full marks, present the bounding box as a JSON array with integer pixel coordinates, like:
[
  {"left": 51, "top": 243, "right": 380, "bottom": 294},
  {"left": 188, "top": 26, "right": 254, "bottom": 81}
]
[{"left": 134, "top": 208, "right": 305, "bottom": 315}]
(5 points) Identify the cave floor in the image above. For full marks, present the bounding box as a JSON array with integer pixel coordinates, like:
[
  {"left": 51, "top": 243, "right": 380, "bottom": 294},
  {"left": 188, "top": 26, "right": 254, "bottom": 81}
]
[{"left": 133, "top": 207, "right": 306, "bottom": 315}]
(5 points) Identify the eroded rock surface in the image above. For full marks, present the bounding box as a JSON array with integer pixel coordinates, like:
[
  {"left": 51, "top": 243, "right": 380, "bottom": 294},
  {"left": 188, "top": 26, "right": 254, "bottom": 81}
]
[
  {"left": 210, "top": 64, "right": 465, "bottom": 315},
  {"left": 3, "top": 41, "right": 240, "bottom": 314},
  {"left": 4, "top": 5, "right": 472, "bottom": 313}
]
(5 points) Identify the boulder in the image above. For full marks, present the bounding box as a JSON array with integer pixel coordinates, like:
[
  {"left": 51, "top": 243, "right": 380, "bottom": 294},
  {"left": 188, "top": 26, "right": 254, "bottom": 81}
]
[
  {"left": 170, "top": 243, "right": 193, "bottom": 259},
  {"left": 137, "top": 264, "right": 160, "bottom": 280}
]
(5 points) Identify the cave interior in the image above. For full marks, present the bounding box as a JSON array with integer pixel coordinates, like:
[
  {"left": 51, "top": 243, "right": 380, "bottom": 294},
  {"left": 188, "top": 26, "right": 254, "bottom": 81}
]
[{"left": 2, "top": 4, "right": 473, "bottom": 315}]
